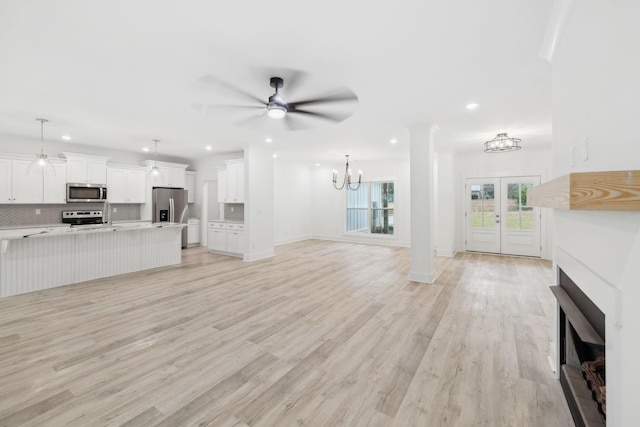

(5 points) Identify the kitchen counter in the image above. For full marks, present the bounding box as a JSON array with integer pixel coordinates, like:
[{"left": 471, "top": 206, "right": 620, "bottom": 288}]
[
  {"left": 0, "top": 222, "right": 185, "bottom": 298},
  {"left": 0, "top": 221, "right": 182, "bottom": 241}
]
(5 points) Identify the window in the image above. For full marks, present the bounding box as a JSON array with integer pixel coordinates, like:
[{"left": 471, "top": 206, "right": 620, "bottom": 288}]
[{"left": 346, "top": 182, "right": 394, "bottom": 235}]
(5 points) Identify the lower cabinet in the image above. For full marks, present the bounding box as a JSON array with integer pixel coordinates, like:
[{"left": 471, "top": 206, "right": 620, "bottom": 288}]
[
  {"left": 207, "top": 221, "right": 244, "bottom": 256},
  {"left": 226, "top": 224, "right": 245, "bottom": 254},
  {"left": 187, "top": 218, "right": 200, "bottom": 245}
]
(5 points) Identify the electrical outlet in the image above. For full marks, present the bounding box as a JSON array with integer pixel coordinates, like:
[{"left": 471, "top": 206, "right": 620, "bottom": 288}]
[
  {"left": 113, "top": 207, "right": 117, "bottom": 213},
  {"left": 35, "top": 209, "right": 40, "bottom": 215},
  {"left": 230, "top": 207, "right": 234, "bottom": 213}
]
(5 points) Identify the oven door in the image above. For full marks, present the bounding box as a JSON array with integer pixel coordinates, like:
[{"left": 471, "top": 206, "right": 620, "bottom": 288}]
[{"left": 66, "top": 184, "right": 107, "bottom": 202}]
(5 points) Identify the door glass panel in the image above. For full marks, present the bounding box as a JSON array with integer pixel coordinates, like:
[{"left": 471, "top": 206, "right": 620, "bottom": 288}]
[
  {"left": 470, "top": 183, "right": 496, "bottom": 229},
  {"left": 506, "top": 182, "right": 535, "bottom": 230}
]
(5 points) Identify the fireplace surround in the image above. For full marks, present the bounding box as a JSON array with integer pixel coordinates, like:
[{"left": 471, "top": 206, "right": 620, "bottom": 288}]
[{"left": 552, "top": 269, "right": 606, "bottom": 427}]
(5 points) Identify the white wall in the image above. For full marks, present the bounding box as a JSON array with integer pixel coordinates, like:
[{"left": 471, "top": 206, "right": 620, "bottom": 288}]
[
  {"left": 274, "top": 160, "right": 312, "bottom": 245},
  {"left": 452, "top": 145, "right": 553, "bottom": 258},
  {"left": 309, "top": 158, "right": 411, "bottom": 247},
  {"left": 0, "top": 134, "right": 191, "bottom": 166},
  {"left": 244, "top": 145, "right": 274, "bottom": 261},
  {"left": 551, "top": 1, "right": 640, "bottom": 424},
  {"left": 435, "top": 151, "right": 456, "bottom": 256}
]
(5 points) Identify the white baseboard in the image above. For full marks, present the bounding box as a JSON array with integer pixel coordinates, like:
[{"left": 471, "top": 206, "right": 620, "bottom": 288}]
[
  {"left": 436, "top": 248, "right": 457, "bottom": 257},
  {"left": 243, "top": 249, "right": 275, "bottom": 262},
  {"left": 310, "top": 234, "right": 410, "bottom": 248},
  {"left": 274, "top": 235, "right": 313, "bottom": 246},
  {"left": 409, "top": 270, "right": 435, "bottom": 284}
]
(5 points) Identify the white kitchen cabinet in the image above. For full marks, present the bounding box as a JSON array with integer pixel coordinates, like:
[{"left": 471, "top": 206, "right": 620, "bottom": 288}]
[
  {"left": 107, "top": 165, "right": 146, "bottom": 203},
  {"left": 0, "top": 158, "right": 42, "bottom": 204},
  {"left": 217, "top": 160, "right": 244, "bottom": 203},
  {"left": 226, "top": 223, "right": 245, "bottom": 254},
  {"left": 42, "top": 160, "right": 67, "bottom": 204},
  {"left": 0, "top": 156, "right": 66, "bottom": 204},
  {"left": 11, "top": 160, "right": 43, "bottom": 203},
  {"left": 207, "top": 221, "right": 244, "bottom": 256},
  {"left": 63, "top": 152, "right": 110, "bottom": 184},
  {"left": 208, "top": 222, "right": 227, "bottom": 251},
  {"left": 185, "top": 171, "right": 195, "bottom": 203},
  {"left": 141, "top": 160, "right": 187, "bottom": 188},
  {"left": 217, "top": 169, "right": 227, "bottom": 203},
  {"left": 160, "top": 166, "right": 186, "bottom": 188},
  {"left": 0, "top": 159, "right": 12, "bottom": 203},
  {"left": 188, "top": 218, "right": 200, "bottom": 245},
  {"left": 225, "top": 161, "right": 244, "bottom": 203}
]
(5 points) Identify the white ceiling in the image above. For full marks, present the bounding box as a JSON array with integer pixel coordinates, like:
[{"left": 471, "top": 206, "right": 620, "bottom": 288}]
[{"left": 0, "top": 0, "right": 553, "bottom": 165}]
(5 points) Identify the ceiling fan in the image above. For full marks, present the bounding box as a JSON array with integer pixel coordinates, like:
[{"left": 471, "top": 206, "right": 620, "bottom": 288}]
[{"left": 192, "top": 71, "right": 358, "bottom": 130}]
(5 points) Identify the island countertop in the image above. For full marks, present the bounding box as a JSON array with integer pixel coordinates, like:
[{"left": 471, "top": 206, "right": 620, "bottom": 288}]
[{"left": 0, "top": 222, "right": 184, "bottom": 241}]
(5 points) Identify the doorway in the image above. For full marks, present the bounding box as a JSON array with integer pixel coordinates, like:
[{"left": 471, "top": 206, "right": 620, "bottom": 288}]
[{"left": 465, "top": 176, "right": 541, "bottom": 257}]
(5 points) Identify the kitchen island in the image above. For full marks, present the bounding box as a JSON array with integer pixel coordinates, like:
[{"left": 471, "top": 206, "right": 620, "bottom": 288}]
[{"left": 0, "top": 222, "right": 184, "bottom": 298}]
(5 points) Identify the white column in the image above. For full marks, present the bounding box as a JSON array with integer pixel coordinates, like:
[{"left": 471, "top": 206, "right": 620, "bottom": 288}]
[
  {"left": 243, "top": 145, "right": 275, "bottom": 262},
  {"left": 408, "top": 123, "right": 437, "bottom": 283}
]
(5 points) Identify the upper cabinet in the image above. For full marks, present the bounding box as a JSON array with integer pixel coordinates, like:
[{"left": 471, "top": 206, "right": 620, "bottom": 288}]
[
  {"left": 217, "top": 159, "right": 244, "bottom": 203},
  {"left": 42, "top": 160, "right": 67, "bottom": 204},
  {"left": 107, "top": 165, "right": 146, "bottom": 203},
  {"left": 0, "top": 155, "right": 66, "bottom": 204},
  {"left": 185, "top": 171, "right": 196, "bottom": 203},
  {"left": 140, "top": 160, "right": 188, "bottom": 189},
  {"left": 62, "top": 152, "right": 110, "bottom": 184}
]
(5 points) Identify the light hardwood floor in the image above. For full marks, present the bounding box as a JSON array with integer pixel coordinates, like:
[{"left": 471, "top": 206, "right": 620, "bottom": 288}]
[{"left": 0, "top": 240, "right": 574, "bottom": 427}]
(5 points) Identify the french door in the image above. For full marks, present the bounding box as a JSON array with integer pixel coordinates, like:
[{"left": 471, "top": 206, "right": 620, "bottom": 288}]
[{"left": 465, "top": 176, "right": 541, "bottom": 257}]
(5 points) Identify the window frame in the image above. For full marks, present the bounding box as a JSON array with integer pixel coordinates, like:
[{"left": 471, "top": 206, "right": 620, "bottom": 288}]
[{"left": 345, "top": 180, "right": 396, "bottom": 238}]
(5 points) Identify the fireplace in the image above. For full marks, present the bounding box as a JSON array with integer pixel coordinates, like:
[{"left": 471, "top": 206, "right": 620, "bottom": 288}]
[{"left": 552, "top": 269, "right": 606, "bottom": 427}]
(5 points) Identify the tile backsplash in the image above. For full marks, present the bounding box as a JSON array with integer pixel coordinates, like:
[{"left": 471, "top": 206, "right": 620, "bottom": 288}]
[
  {"left": 224, "top": 203, "right": 244, "bottom": 222},
  {"left": 0, "top": 203, "right": 141, "bottom": 227}
]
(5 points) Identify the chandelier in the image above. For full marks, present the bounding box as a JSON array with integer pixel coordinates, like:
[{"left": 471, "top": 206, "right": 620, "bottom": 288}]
[
  {"left": 484, "top": 133, "right": 522, "bottom": 153},
  {"left": 332, "top": 155, "right": 362, "bottom": 191}
]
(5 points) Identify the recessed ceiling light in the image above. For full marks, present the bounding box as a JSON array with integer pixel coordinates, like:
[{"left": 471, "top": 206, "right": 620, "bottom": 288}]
[
  {"left": 315, "top": 163, "right": 320, "bottom": 167},
  {"left": 465, "top": 103, "right": 479, "bottom": 110},
  {"left": 142, "top": 147, "right": 150, "bottom": 152},
  {"left": 265, "top": 137, "right": 273, "bottom": 143},
  {"left": 205, "top": 145, "right": 212, "bottom": 151},
  {"left": 390, "top": 138, "right": 398, "bottom": 144},
  {"left": 272, "top": 153, "right": 278, "bottom": 158},
  {"left": 61, "top": 134, "right": 71, "bottom": 141}
]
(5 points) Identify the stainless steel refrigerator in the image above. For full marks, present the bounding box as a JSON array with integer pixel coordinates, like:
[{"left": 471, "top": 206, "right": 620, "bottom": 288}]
[{"left": 152, "top": 187, "right": 188, "bottom": 248}]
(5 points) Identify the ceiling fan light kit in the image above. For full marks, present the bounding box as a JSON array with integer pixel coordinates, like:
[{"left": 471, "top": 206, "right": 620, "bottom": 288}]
[{"left": 484, "top": 132, "right": 522, "bottom": 153}]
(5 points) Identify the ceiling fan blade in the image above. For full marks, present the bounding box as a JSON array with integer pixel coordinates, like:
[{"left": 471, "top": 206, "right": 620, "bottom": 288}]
[
  {"left": 190, "top": 103, "right": 265, "bottom": 115},
  {"left": 288, "top": 90, "right": 358, "bottom": 109},
  {"left": 290, "top": 108, "right": 350, "bottom": 123},
  {"left": 283, "top": 114, "right": 311, "bottom": 131},
  {"left": 193, "top": 75, "right": 266, "bottom": 106},
  {"left": 280, "top": 69, "right": 309, "bottom": 98}
]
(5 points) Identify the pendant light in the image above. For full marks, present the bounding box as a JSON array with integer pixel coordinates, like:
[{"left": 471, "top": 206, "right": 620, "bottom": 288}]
[
  {"left": 148, "top": 139, "right": 164, "bottom": 182},
  {"left": 332, "top": 155, "right": 362, "bottom": 191},
  {"left": 148, "top": 139, "right": 164, "bottom": 183},
  {"left": 27, "top": 118, "right": 56, "bottom": 176}
]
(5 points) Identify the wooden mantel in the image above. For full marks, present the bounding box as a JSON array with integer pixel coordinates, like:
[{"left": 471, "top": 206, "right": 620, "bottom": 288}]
[{"left": 528, "top": 170, "right": 640, "bottom": 210}]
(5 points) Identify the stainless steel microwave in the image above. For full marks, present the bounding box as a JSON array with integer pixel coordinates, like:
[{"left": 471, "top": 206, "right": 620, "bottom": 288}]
[{"left": 66, "top": 183, "right": 108, "bottom": 202}]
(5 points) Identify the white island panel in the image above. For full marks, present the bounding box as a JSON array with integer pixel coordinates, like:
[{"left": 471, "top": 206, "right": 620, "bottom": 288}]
[{"left": 0, "top": 224, "right": 183, "bottom": 298}]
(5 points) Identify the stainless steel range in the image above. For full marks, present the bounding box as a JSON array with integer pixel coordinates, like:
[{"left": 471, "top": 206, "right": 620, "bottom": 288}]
[{"left": 62, "top": 210, "right": 104, "bottom": 226}]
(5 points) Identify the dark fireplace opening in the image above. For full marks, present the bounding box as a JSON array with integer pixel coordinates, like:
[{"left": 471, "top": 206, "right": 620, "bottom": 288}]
[{"left": 552, "top": 269, "right": 606, "bottom": 427}]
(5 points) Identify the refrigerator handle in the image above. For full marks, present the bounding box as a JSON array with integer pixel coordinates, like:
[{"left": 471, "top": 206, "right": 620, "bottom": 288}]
[{"left": 169, "top": 198, "right": 175, "bottom": 223}]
